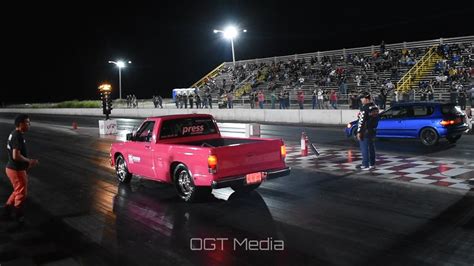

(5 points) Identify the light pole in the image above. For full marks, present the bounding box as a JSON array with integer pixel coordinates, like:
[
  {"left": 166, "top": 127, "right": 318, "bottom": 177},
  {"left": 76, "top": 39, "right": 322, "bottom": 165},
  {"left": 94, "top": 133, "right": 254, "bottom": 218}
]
[
  {"left": 213, "top": 26, "right": 247, "bottom": 68},
  {"left": 108, "top": 60, "right": 131, "bottom": 99}
]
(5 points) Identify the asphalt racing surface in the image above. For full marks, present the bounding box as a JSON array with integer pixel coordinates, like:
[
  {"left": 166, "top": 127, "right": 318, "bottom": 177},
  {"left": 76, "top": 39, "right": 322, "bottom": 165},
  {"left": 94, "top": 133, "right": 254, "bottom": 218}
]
[{"left": 0, "top": 113, "right": 473, "bottom": 266}]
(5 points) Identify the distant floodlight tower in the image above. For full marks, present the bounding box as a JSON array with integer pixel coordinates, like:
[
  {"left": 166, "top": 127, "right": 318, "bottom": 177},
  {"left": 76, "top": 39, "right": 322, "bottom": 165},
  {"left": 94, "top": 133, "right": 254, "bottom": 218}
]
[
  {"left": 213, "top": 26, "right": 247, "bottom": 68},
  {"left": 108, "top": 60, "right": 132, "bottom": 99}
]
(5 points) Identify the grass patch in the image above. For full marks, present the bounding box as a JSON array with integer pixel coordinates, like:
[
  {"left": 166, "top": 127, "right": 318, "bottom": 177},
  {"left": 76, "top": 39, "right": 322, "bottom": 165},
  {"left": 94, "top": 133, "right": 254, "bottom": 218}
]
[{"left": 29, "top": 100, "right": 102, "bottom": 108}]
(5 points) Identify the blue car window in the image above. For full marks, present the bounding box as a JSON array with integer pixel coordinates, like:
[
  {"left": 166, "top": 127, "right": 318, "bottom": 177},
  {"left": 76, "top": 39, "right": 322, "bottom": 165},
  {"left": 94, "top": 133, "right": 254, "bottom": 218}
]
[
  {"left": 384, "top": 106, "right": 409, "bottom": 119},
  {"left": 441, "top": 104, "right": 463, "bottom": 115},
  {"left": 413, "top": 106, "right": 434, "bottom": 117}
]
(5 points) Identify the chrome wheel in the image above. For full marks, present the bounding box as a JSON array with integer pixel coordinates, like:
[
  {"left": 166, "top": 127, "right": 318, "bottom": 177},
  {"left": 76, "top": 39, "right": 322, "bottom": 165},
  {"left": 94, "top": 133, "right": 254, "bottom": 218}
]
[
  {"left": 177, "top": 170, "right": 193, "bottom": 196},
  {"left": 115, "top": 155, "right": 132, "bottom": 183},
  {"left": 173, "top": 164, "right": 211, "bottom": 202}
]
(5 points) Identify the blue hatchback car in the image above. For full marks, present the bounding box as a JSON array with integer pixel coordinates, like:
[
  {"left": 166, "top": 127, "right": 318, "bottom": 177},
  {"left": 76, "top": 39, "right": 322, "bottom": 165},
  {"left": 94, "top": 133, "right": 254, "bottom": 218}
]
[{"left": 345, "top": 102, "right": 469, "bottom": 146}]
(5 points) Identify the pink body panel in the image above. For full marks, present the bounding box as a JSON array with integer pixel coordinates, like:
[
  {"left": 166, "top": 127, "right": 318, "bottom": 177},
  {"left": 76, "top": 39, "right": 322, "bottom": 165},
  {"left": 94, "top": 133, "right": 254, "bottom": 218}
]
[{"left": 110, "top": 114, "right": 287, "bottom": 186}]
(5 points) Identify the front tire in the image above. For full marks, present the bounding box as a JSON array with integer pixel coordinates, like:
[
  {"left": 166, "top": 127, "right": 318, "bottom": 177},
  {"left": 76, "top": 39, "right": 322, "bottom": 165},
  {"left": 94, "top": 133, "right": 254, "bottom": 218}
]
[
  {"left": 231, "top": 183, "right": 261, "bottom": 193},
  {"left": 174, "top": 164, "right": 211, "bottom": 202},
  {"left": 420, "top": 128, "right": 439, "bottom": 146},
  {"left": 115, "top": 155, "right": 132, "bottom": 183}
]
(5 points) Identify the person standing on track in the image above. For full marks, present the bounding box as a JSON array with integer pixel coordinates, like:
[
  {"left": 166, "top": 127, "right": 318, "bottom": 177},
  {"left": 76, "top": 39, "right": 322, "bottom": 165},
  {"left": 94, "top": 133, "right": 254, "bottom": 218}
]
[
  {"left": 1, "top": 114, "right": 39, "bottom": 227},
  {"left": 356, "top": 93, "right": 380, "bottom": 170}
]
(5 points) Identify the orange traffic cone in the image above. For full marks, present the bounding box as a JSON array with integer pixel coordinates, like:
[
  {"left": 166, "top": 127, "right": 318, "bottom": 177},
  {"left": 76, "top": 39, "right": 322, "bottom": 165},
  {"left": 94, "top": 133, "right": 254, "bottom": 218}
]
[
  {"left": 72, "top": 121, "right": 78, "bottom": 130},
  {"left": 301, "top": 131, "right": 308, "bottom": 156}
]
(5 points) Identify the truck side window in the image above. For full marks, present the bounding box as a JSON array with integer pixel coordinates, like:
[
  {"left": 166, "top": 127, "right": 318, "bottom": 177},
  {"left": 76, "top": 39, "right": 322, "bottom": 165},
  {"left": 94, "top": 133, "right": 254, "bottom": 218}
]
[{"left": 135, "top": 121, "right": 155, "bottom": 142}]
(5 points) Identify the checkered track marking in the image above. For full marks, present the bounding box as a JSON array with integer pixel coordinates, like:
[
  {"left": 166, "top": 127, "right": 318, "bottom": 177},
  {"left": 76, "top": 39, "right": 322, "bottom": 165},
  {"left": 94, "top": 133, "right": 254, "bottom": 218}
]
[{"left": 284, "top": 145, "right": 474, "bottom": 191}]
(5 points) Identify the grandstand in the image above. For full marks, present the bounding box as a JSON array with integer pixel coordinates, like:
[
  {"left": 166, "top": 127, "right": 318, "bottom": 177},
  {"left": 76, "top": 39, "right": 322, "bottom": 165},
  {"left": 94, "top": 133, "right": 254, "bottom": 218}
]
[{"left": 192, "top": 36, "right": 473, "bottom": 109}]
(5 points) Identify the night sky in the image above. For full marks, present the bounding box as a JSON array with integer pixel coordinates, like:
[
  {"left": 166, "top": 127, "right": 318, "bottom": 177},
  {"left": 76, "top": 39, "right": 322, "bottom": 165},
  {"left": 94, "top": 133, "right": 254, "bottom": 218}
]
[{"left": 3, "top": 0, "right": 473, "bottom": 104}]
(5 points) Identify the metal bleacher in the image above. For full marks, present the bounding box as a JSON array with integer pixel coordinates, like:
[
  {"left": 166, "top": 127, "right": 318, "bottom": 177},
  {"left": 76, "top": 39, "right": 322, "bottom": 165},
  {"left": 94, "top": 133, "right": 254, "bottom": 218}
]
[{"left": 194, "top": 36, "right": 473, "bottom": 109}]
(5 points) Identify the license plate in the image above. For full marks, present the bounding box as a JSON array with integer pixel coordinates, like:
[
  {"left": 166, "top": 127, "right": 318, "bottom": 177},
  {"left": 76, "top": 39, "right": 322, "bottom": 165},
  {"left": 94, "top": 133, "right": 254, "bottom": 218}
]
[{"left": 246, "top": 172, "right": 265, "bottom": 184}]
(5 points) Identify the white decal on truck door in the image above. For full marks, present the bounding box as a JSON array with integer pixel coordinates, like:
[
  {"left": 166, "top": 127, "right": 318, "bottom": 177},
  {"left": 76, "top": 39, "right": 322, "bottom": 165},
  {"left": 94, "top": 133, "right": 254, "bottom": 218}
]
[{"left": 128, "top": 154, "right": 141, "bottom": 164}]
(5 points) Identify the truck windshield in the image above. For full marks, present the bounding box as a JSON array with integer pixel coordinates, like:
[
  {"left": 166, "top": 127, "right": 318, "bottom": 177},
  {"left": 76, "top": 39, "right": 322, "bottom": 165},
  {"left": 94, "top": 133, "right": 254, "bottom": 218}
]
[{"left": 159, "top": 117, "right": 218, "bottom": 139}]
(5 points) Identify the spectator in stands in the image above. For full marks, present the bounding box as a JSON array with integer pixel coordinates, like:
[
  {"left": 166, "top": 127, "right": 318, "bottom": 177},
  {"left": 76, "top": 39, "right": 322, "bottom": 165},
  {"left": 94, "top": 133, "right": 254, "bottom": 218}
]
[
  {"left": 330, "top": 90, "right": 338, "bottom": 109},
  {"left": 297, "top": 90, "right": 305, "bottom": 109},
  {"left": 175, "top": 94, "right": 180, "bottom": 108},
  {"left": 378, "top": 88, "right": 387, "bottom": 109},
  {"left": 284, "top": 90, "right": 290, "bottom": 109},
  {"left": 350, "top": 93, "right": 359, "bottom": 109},
  {"left": 207, "top": 92, "right": 213, "bottom": 109},
  {"left": 183, "top": 93, "right": 188, "bottom": 109},
  {"left": 189, "top": 93, "right": 194, "bottom": 109},
  {"left": 318, "top": 90, "right": 325, "bottom": 109},
  {"left": 469, "top": 87, "right": 474, "bottom": 107},
  {"left": 380, "top": 40, "right": 385, "bottom": 54},
  {"left": 254, "top": 91, "right": 260, "bottom": 108},
  {"left": 459, "top": 89, "right": 467, "bottom": 110},
  {"left": 258, "top": 90, "right": 265, "bottom": 109},
  {"left": 312, "top": 89, "right": 317, "bottom": 109},
  {"left": 355, "top": 75, "right": 362, "bottom": 87},
  {"left": 420, "top": 87, "right": 427, "bottom": 101},
  {"left": 127, "top": 95, "right": 132, "bottom": 108},
  {"left": 278, "top": 91, "right": 285, "bottom": 109},
  {"left": 195, "top": 94, "right": 201, "bottom": 109},
  {"left": 227, "top": 92, "right": 234, "bottom": 109},
  {"left": 271, "top": 91, "right": 276, "bottom": 109},
  {"left": 157, "top": 95, "right": 163, "bottom": 108},
  {"left": 427, "top": 82, "right": 434, "bottom": 102},
  {"left": 132, "top": 95, "right": 138, "bottom": 108},
  {"left": 249, "top": 92, "right": 255, "bottom": 109}
]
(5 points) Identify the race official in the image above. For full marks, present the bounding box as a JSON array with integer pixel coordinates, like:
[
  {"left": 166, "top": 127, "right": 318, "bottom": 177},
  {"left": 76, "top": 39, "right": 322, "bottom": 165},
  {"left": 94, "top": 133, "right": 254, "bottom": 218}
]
[
  {"left": 2, "top": 114, "right": 39, "bottom": 226},
  {"left": 356, "top": 92, "right": 380, "bottom": 170}
]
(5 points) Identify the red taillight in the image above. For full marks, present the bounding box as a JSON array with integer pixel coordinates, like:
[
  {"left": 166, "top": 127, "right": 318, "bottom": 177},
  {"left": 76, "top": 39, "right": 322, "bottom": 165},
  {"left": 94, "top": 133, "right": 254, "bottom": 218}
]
[
  {"left": 281, "top": 145, "right": 287, "bottom": 159},
  {"left": 441, "top": 117, "right": 463, "bottom": 126},
  {"left": 440, "top": 120, "right": 455, "bottom": 126},
  {"left": 208, "top": 155, "right": 218, "bottom": 173}
]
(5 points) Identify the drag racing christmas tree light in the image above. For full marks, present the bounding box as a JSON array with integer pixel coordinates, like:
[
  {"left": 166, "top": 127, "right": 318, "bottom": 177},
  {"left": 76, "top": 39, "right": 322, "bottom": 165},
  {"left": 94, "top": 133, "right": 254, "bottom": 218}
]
[{"left": 99, "top": 83, "right": 113, "bottom": 120}]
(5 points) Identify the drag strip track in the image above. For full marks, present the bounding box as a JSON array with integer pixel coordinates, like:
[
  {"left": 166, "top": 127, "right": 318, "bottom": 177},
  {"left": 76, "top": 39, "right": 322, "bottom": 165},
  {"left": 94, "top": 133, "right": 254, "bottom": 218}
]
[{"left": 0, "top": 113, "right": 473, "bottom": 265}]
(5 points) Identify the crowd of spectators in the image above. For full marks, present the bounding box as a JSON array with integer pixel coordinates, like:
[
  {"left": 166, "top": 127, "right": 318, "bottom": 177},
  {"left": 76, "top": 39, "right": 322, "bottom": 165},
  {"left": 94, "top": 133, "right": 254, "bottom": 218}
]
[
  {"left": 174, "top": 89, "right": 214, "bottom": 109},
  {"left": 195, "top": 41, "right": 472, "bottom": 110}
]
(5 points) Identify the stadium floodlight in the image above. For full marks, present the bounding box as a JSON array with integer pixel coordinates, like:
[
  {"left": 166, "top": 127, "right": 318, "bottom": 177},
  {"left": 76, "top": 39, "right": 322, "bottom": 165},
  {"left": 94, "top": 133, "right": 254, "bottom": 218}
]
[
  {"left": 108, "top": 60, "right": 132, "bottom": 99},
  {"left": 213, "top": 25, "right": 247, "bottom": 68}
]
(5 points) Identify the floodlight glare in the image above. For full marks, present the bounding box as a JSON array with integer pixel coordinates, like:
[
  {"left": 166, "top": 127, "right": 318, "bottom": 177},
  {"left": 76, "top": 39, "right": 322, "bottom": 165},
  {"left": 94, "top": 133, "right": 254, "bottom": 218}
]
[
  {"left": 223, "top": 26, "right": 238, "bottom": 39},
  {"left": 117, "top": 61, "right": 126, "bottom": 68},
  {"left": 213, "top": 25, "right": 247, "bottom": 68},
  {"left": 108, "top": 59, "right": 131, "bottom": 99}
]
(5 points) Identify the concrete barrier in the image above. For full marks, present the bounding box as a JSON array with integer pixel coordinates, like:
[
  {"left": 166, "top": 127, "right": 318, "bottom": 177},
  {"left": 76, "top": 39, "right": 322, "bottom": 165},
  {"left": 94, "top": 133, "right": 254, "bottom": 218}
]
[
  {"left": 264, "top": 110, "right": 300, "bottom": 123},
  {"left": 341, "top": 109, "right": 360, "bottom": 124},
  {"left": 300, "top": 109, "right": 342, "bottom": 125},
  {"left": 0, "top": 108, "right": 359, "bottom": 126}
]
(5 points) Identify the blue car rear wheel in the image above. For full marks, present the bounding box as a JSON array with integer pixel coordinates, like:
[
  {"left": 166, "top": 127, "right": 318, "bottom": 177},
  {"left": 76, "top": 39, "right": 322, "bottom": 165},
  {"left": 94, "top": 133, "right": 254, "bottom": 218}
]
[{"left": 420, "top": 128, "right": 439, "bottom": 146}]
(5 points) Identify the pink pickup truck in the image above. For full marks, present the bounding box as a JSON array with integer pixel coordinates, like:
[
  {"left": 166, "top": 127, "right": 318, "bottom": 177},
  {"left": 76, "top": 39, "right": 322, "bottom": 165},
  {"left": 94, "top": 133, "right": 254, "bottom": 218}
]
[{"left": 110, "top": 114, "right": 290, "bottom": 202}]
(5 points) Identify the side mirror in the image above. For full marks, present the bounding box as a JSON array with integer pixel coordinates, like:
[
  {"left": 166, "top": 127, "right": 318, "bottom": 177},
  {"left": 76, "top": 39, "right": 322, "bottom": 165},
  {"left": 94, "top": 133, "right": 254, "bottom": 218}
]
[{"left": 126, "top": 133, "right": 133, "bottom": 141}]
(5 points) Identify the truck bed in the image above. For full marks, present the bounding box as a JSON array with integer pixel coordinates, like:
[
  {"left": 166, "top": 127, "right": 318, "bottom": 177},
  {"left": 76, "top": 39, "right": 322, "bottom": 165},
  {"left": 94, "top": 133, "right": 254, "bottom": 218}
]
[{"left": 181, "top": 138, "right": 263, "bottom": 148}]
